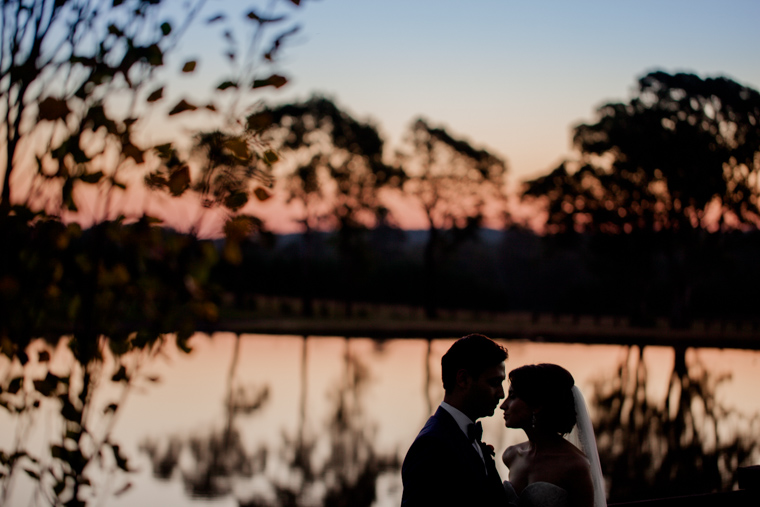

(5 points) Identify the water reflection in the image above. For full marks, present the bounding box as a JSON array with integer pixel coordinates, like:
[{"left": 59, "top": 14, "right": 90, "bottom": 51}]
[
  {"left": 1, "top": 335, "right": 759, "bottom": 506},
  {"left": 140, "top": 336, "right": 399, "bottom": 506},
  {"left": 593, "top": 346, "right": 760, "bottom": 503},
  {"left": 0, "top": 337, "right": 162, "bottom": 506}
]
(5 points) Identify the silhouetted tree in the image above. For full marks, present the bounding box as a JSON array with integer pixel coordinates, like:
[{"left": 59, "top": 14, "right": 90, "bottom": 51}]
[
  {"left": 249, "top": 96, "right": 404, "bottom": 315},
  {"left": 397, "top": 119, "right": 508, "bottom": 317},
  {"left": 0, "top": 1, "right": 306, "bottom": 505},
  {"left": 522, "top": 71, "right": 760, "bottom": 325},
  {"left": 524, "top": 71, "right": 760, "bottom": 234}
]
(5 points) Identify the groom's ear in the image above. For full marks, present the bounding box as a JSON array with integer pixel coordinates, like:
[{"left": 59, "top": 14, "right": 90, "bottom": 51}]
[{"left": 455, "top": 368, "right": 472, "bottom": 388}]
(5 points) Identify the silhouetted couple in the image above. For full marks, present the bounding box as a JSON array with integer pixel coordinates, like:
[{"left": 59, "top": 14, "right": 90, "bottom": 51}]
[{"left": 401, "top": 334, "right": 606, "bottom": 507}]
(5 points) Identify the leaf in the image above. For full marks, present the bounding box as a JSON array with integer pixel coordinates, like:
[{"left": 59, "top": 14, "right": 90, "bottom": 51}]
[
  {"left": 247, "top": 112, "right": 273, "bottom": 131},
  {"left": 144, "top": 172, "right": 167, "bottom": 189},
  {"left": 246, "top": 11, "right": 285, "bottom": 24},
  {"left": 80, "top": 171, "right": 104, "bottom": 184},
  {"left": 104, "top": 403, "right": 118, "bottom": 414},
  {"left": 160, "top": 22, "right": 172, "bottom": 36},
  {"left": 217, "top": 80, "right": 238, "bottom": 91},
  {"left": 154, "top": 143, "right": 173, "bottom": 159},
  {"left": 264, "top": 26, "right": 300, "bottom": 61},
  {"left": 144, "top": 44, "right": 164, "bottom": 67},
  {"left": 122, "top": 143, "right": 145, "bottom": 164},
  {"left": 224, "top": 138, "right": 250, "bottom": 159},
  {"left": 24, "top": 468, "right": 39, "bottom": 480},
  {"left": 111, "top": 365, "right": 128, "bottom": 383},
  {"left": 111, "top": 444, "right": 129, "bottom": 471},
  {"left": 206, "top": 14, "right": 225, "bottom": 24},
  {"left": 108, "top": 24, "right": 124, "bottom": 37},
  {"left": 60, "top": 396, "right": 80, "bottom": 422},
  {"left": 168, "top": 166, "right": 190, "bottom": 196},
  {"left": 224, "top": 192, "right": 248, "bottom": 211},
  {"left": 224, "top": 242, "right": 242, "bottom": 265},
  {"left": 114, "top": 482, "right": 132, "bottom": 496},
  {"left": 34, "top": 372, "right": 61, "bottom": 396},
  {"left": 38, "top": 351, "right": 50, "bottom": 362},
  {"left": 83, "top": 104, "right": 119, "bottom": 135},
  {"left": 181, "top": 60, "right": 196, "bottom": 73},
  {"left": 252, "top": 74, "right": 287, "bottom": 89},
  {"left": 146, "top": 87, "right": 164, "bottom": 102},
  {"left": 263, "top": 150, "right": 279, "bottom": 164},
  {"left": 8, "top": 377, "right": 22, "bottom": 394},
  {"left": 176, "top": 329, "right": 194, "bottom": 353},
  {"left": 113, "top": 0, "right": 124, "bottom": 6},
  {"left": 168, "top": 99, "right": 197, "bottom": 115},
  {"left": 38, "top": 97, "right": 71, "bottom": 121},
  {"left": 51, "top": 444, "right": 65, "bottom": 459},
  {"left": 254, "top": 187, "right": 272, "bottom": 201}
]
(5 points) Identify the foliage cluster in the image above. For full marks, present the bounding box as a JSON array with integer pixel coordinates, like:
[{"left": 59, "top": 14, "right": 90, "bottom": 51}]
[
  {"left": 1, "top": 0, "right": 304, "bottom": 504},
  {"left": 524, "top": 71, "right": 760, "bottom": 234}
]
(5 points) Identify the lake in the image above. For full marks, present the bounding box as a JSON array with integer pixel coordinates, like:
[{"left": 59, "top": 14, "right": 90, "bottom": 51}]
[{"left": 1, "top": 333, "right": 759, "bottom": 506}]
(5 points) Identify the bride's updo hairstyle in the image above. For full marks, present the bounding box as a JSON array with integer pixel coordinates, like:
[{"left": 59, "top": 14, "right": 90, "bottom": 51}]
[{"left": 508, "top": 363, "right": 576, "bottom": 435}]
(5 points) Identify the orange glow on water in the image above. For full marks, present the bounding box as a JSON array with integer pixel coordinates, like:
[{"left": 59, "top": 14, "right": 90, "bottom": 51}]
[{"left": 2, "top": 334, "right": 759, "bottom": 507}]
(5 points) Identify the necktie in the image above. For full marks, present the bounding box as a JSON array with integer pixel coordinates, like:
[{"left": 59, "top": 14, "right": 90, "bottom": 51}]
[{"left": 467, "top": 421, "right": 483, "bottom": 442}]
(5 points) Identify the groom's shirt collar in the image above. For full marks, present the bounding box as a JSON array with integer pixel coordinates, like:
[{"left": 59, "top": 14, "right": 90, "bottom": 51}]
[
  {"left": 440, "top": 401, "right": 488, "bottom": 470},
  {"left": 439, "top": 401, "right": 474, "bottom": 439}
]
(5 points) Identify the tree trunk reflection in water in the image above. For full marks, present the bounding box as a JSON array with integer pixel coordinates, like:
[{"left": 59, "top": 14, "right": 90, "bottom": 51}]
[
  {"left": 298, "top": 335, "right": 308, "bottom": 459},
  {"left": 141, "top": 333, "right": 269, "bottom": 498},
  {"left": 140, "top": 335, "right": 399, "bottom": 506},
  {"left": 424, "top": 339, "right": 433, "bottom": 417},
  {"left": 593, "top": 345, "right": 760, "bottom": 503}
]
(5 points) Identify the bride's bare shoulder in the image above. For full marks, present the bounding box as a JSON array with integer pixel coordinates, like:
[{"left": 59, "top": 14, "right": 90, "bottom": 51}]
[{"left": 502, "top": 441, "right": 529, "bottom": 466}]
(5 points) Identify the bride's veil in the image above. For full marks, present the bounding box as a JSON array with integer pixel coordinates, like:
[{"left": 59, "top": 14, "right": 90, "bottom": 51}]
[{"left": 567, "top": 385, "right": 607, "bottom": 507}]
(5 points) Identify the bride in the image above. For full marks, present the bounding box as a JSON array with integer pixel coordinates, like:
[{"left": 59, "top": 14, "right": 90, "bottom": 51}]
[{"left": 500, "top": 364, "right": 606, "bottom": 507}]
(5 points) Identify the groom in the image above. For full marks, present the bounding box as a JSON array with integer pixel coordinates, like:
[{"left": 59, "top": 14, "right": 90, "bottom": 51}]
[{"left": 401, "top": 334, "right": 509, "bottom": 506}]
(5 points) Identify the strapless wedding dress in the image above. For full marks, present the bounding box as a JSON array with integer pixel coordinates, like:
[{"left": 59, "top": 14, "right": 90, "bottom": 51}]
[{"left": 504, "top": 481, "right": 569, "bottom": 507}]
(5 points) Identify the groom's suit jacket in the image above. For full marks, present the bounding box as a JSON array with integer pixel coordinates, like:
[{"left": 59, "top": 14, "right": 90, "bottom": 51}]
[{"left": 401, "top": 406, "right": 508, "bottom": 507}]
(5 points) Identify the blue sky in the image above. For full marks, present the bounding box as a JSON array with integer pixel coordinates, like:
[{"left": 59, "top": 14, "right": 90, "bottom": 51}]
[{"left": 247, "top": 0, "right": 760, "bottom": 184}]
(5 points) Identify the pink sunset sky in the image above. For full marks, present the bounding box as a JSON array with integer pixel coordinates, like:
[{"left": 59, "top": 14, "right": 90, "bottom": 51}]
[{"left": 9, "top": 0, "right": 760, "bottom": 235}]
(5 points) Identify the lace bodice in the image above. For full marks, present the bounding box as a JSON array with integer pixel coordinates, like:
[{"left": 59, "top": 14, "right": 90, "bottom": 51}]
[{"left": 504, "top": 480, "right": 569, "bottom": 507}]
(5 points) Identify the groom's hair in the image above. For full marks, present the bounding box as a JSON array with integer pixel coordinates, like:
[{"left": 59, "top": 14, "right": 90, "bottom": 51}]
[{"left": 441, "top": 334, "right": 508, "bottom": 392}]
